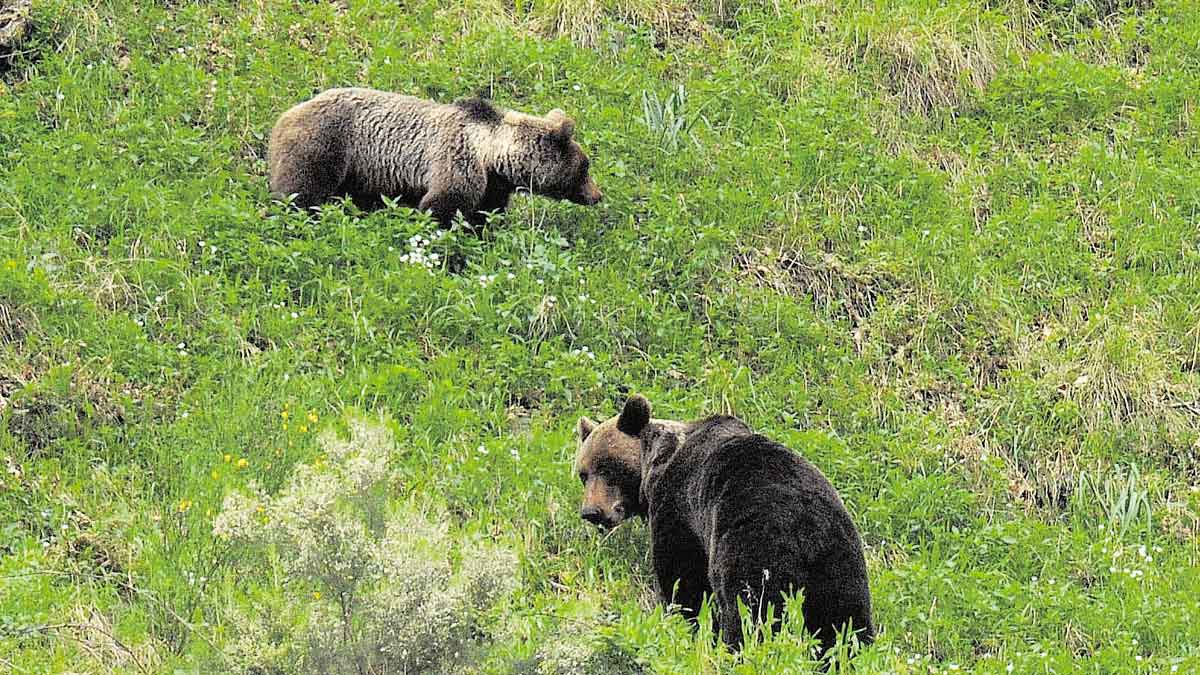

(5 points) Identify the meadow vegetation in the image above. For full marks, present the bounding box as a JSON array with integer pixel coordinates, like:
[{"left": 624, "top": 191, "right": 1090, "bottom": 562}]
[{"left": 1, "top": 0, "right": 1199, "bottom": 672}]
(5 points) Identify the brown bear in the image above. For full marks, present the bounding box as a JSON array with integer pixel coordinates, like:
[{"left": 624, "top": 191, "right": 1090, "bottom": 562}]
[
  {"left": 575, "top": 395, "right": 874, "bottom": 655},
  {"left": 267, "top": 88, "right": 602, "bottom": 227}
]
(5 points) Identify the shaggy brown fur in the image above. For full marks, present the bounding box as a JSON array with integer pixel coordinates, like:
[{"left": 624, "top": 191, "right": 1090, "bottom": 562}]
[
  {"left": 577, "top": 395, "right": 874, "bottom": 656},
  {"left": 267, "top": 88, "right": 602, "bottom": 227}
]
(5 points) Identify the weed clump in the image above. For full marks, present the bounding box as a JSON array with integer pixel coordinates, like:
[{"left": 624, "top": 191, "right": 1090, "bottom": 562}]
[
  {"left": 524, "top": 613, "right": 645, "bottom": 675},
  {"left": 214, "top": 417, "right": 518, "bottom": 674},
  {"left": 533, "top": 639, "right": 645, "bottom": 675}
]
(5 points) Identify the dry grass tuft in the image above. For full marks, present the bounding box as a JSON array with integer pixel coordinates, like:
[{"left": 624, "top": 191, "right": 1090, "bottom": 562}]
[
  {"left": 1046, "top": 313, "right": 1191, "bottom": 441},
  {"left": 990, "top": 0, "right": 1156, "bottom": 66},
  {"left": 981, "top": 308, "right": 1199, "bottom": 513},
  {"left": 72, "top": 257, "right": 141, "bottom": 313},
  {"left": 452, "top": 0, "right": 789, "bottom": 50},
  {"left": 0, "top": 0, "right": 33, "bottom": 72},
  {"left": 531, "top": 0, "right": 709, "bottom": 49},
  {"left": 841, "top": 7, "right": 1014, "bottom": 115},
  {"left": 66, "top": 605, "right": 162, "bottom": 673}
]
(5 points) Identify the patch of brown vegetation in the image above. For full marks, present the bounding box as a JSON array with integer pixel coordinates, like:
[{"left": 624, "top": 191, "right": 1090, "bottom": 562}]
[
  {"left": 1159, "top": 490, "right": 1199, "bottom": 542},
  {"left": 68, "top": 529, "right": 137, "bottom": 597},
  {"left": 448, "top": 0, "right": 711, "bottom": 51},
  {"left": 533, "top": 1, "right": 709, "bottom": 51},
  {"left": 66, "top": 605, "right": 161, "bottom": 673}
]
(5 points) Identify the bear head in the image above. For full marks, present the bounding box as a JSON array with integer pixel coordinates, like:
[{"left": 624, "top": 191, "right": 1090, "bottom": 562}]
[
  {"left": 504, "top": 109, "right": 603, "bottom": 207},
  {"left": 574, "top": 394, "right": 653, "bottom": 530}
]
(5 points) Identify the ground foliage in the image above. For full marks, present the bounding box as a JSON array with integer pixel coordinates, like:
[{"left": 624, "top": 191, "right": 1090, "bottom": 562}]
[{"left": 1, "top": 0, "right": 1199, "bottom": 672}]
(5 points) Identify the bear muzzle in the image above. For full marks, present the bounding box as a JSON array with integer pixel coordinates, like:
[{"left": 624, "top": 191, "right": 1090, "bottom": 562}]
[
  {"left": 581, "top": 502, "right": 626, "bottom": 529},
  {"left": 573, "top": 179, "right": 603, "bottom": 206}
]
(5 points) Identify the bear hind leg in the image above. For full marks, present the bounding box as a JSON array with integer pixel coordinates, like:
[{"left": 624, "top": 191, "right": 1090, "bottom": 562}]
[{"left": 270, "top": 145, "right": 349, "bottom": 210}]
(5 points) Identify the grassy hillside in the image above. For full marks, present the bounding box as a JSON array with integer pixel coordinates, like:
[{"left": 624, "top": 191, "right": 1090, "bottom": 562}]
[{"left": 2, "top": 0, "right": 1199, "bottom": 672}]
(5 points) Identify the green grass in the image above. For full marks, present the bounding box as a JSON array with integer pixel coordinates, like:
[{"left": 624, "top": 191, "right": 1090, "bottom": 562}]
[{"left": 2, "top": 0, "right": 1199, "bottom": 672}]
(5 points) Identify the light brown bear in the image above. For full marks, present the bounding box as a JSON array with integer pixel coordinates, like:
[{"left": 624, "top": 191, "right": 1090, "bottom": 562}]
[{"left": 267, "top": 88, "right": 603, "bottom": 227}]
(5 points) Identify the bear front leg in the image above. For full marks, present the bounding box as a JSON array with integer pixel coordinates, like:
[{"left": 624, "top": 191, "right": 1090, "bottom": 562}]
[
  {"left": 714, "top": 587, "right": 746, "bottom": 651},
  {"left": 419, "top": 188, "right": 477, "bottom": 228},
  {"left": 420, "top": 160, "right": 486, "bottom": 229},
  {"left": 649, "top": 519, "right": 712, "bottom": 627},
  {"left": 466, "top": 181, "right": 513, "bottom": 230}
]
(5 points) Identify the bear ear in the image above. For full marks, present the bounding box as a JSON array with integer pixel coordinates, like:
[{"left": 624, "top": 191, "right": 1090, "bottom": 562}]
[
  {"left": 616, "top": 394, "right": 651, "bottom": 436},
  {"left": 547, "top": 108, "right": 576, "bottom": 141},
  {"left": 577, "top": 416, "right": 596, "bottom": 442}
]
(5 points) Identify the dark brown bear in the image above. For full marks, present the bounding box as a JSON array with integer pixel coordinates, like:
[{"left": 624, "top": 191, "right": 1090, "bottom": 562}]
[
  {"left": 576, "top": 395, "right": 874, "bottom": 655},
  {"left": 267, "top": 88, "right": 602, "bottom": 227}
]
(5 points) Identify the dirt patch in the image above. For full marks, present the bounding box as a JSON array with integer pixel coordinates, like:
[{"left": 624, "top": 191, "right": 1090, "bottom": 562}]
[
  {"left": 0, "top": 300, "right": 37, "bottom": 344},
  {"left": 5, "top": 367, "right": 126, "bottom": 457},
  {"left": 740, "top": 248, "right": 902, "bottom": 326},
  {"left": 0, "top": 0, "right": 33, "bottom": 75}
]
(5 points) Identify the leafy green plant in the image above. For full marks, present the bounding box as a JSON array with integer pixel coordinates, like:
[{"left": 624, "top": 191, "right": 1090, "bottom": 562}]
[
  {"left": 640, "top": 84, "right": 700, "bottom": 151},
  {"left": 1076, "top": 463, "right": 1153, "bottom": 537}
]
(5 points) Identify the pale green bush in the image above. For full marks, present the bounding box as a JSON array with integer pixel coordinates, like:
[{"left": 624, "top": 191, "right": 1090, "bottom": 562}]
[{"left": 214, "top": 417, "right": 518, "bottom": 674}]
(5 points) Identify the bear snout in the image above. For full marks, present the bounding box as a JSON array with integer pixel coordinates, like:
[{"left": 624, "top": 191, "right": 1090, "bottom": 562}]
[
  {"left": 580, "top": 505, "right": 607, "bottom": 527},
  {"left": 581, "top": 502, "right": 624, "bottom": 529},
  {"left": 572, "top": 179, "right": 603, "bottom": 206}
]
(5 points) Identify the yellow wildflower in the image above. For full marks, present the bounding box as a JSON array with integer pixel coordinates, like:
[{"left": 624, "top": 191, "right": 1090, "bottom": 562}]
[
  {"left": 211, "top": 470, "right": 220, "bottom": 480},
  {"left": 307, "top": 411, "right": 318, "bottom": 423},
  {"left": 281, "top": 410, "right": 289, "bottom": 420},
  {"left": 177, "top": 499, "right": 192, "bottom": 513},
  {"left": 237, "top": 458, "right": 248, "bottom": 469},
  {"left": 312, "top": 591, "right": 321, "bottom": 600},
  {"left": 223, "top": 453, "right": 231, "bottom": 463},
  {"left": 299, "top": 425, "right": 308, "bottom": 433}
]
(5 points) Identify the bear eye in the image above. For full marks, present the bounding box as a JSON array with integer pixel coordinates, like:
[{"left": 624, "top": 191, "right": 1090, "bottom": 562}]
[{"left": 578, "top": 471, "right": 588, "bottom": 484}]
